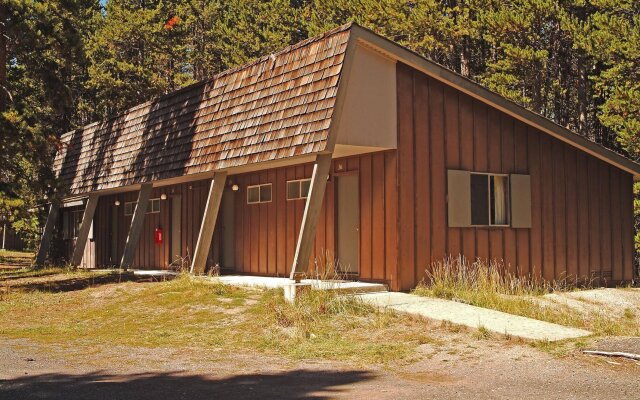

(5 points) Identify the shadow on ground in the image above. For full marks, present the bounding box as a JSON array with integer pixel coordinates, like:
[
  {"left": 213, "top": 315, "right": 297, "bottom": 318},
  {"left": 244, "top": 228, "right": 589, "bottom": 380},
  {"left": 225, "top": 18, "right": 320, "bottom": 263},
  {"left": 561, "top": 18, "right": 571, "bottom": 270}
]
[
  {"left": 1, "top": 272, "right": 172, "bottom": 294},
  {"left": 0, "top": 369, "right": 373, "bottom": 400}
]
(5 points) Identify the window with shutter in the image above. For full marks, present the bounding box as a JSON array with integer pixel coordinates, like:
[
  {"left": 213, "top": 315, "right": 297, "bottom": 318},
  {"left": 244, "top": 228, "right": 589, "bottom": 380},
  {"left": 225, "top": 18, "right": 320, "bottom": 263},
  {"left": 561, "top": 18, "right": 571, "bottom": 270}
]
[{"left": 448, "top": 170, "right": 527, "bottom": 228}]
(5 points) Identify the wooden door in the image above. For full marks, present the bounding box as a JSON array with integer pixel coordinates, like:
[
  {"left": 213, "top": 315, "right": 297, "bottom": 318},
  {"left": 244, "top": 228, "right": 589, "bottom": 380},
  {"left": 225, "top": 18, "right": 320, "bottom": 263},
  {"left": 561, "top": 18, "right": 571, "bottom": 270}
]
[
  {"left": 221, "top": 188, "right": 235, "bottom": 270},
  {"left": 336, "top": 174, "right": 360, "bottom": 274}
]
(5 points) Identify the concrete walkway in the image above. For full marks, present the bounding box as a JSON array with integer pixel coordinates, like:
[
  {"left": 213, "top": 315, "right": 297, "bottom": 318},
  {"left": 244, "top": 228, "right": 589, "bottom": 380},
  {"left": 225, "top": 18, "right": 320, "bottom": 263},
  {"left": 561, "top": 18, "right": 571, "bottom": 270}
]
[{"left": 357, "top": 292, "right": 592, "bottom": 342}]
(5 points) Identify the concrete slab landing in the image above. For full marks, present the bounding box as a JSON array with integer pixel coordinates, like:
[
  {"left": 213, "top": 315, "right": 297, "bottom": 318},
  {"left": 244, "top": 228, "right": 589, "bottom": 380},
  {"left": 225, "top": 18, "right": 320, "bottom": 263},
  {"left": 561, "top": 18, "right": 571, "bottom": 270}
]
[
  {"left": 213, "top": 275, "right": 387, "bottom": 294},
  {"left": 357, "top": 292, "right": 592, "bottom": 342}
]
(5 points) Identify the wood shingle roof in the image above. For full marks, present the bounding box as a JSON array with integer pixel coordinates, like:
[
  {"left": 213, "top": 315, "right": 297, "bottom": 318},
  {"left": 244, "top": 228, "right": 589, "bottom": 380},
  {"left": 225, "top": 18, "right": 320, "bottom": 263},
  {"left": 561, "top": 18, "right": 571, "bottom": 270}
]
[{"left": 53, "top": 24, "right": 351, "bottom": 195}]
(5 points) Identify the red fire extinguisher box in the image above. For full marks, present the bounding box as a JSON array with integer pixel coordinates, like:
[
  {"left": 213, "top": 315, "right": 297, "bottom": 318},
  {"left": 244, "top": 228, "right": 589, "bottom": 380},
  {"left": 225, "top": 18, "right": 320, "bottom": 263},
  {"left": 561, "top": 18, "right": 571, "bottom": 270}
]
[{"left": 154, "top": 226, "right": 163, "bottom": 245}]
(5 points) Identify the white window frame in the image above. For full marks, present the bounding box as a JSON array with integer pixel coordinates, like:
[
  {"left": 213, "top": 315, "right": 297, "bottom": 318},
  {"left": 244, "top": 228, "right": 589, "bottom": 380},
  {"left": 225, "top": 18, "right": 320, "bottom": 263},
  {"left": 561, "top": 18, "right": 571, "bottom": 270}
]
[
  {"left": 286, "top": 178, "right": 311, "bottom": 201},
  {"left": 247, "top": 183, "right": 272, "bottom": 204},
  {"left": 124, "top": 198, "right": 160, "bottom": 216},
  {"left": 470, "top": 172, "right": 510, "bottom": 227}
]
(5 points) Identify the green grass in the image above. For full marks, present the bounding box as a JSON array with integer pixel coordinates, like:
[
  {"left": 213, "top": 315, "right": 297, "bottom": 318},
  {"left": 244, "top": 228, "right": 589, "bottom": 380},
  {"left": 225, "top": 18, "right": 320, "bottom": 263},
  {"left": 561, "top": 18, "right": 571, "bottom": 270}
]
[
  {"left": 414, "top": 256, "right": 640, "bottom": 337},
  {"left": 0, "top": 272, "right": 436, "bottom": 365}
]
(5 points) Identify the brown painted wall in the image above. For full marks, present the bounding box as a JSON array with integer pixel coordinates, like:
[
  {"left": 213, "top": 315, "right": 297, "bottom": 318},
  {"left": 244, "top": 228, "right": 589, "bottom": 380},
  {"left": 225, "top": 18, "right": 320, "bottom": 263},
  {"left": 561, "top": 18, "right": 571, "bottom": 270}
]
[
  {"left": 396, "top": 62, "right": 634, "bottom": 290},
  {"left": 1, "top": 225, "right": 26, "bottom": 251},
  {"left": 231, "top": 152, "right": 398, "bottom": 282},
  {"left": 88, "top": 152, "right": 399, "bottom": 286},
  {"left": 94, "top": 183, "right": 222, "bottom": 270}
]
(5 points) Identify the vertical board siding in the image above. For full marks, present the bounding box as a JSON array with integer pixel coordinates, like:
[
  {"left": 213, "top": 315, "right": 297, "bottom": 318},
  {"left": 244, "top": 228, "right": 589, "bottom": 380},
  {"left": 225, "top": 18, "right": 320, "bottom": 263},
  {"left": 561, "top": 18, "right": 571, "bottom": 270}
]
[
  {"left": 413, "top": 72, "right": 430, "bottom": 284},
  {"left": 91, "top": 152, "right": 397, "bottom": 284},
  {"left": 395, "top": 62, "right": 634, "bottom": 289},
  {"left": 397, "top": 63, "right": 417, "bottom": 290}
]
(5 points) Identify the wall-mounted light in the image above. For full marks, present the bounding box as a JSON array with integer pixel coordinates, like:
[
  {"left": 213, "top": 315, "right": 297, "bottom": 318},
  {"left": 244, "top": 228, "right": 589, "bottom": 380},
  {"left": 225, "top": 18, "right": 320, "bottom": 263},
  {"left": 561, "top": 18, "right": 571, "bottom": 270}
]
[
  {"left": 114, "top": 200, "right": 121, "bottom": 206},
  {"left": 160, "top": 194, "right": 167, "bottom": 200},
  {"left": 336, "top": 162, "right": 344, "bottom": 171},
  {"left": 232, "top": 184, "right": 239, "bottom": 191}
]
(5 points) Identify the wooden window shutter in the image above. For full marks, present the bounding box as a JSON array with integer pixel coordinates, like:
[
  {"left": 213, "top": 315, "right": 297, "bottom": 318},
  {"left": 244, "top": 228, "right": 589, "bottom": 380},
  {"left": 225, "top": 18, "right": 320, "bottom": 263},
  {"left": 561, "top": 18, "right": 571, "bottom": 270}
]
[
  {"left": 510, "top": 174, "right": 532, "bottom": 228},
  {"left": 447, "top": 170, "right": 471, "bottom": 227}
]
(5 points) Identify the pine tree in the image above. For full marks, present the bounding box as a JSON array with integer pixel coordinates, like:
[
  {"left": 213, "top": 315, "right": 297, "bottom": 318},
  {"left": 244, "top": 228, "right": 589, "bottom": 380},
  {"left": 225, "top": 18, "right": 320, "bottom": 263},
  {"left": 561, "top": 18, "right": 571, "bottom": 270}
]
[
  {"left": 1, "top": 0, "right": 100, "bottom": 244},
  {"left": 572, "top": 0, "right": 640, "bottom": 158}
]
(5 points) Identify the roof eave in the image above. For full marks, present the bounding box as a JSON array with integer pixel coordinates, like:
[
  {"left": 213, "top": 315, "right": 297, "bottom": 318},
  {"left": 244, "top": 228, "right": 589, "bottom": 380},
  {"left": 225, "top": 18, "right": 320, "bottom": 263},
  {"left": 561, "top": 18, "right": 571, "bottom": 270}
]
[{"left": 349, "top": 25, "right": 640, "bottom": 181}]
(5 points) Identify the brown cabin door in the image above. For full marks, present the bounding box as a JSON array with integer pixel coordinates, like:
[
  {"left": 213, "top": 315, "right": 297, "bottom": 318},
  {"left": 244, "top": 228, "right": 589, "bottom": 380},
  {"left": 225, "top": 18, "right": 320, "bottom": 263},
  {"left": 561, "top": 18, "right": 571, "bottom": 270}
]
[
  {"left": 221, "top": 188, "right": 235, "bottom": 270},
  {"left": 336, "top": 174, "right": 359, "bottom": 274},
  {"left": 170, "top": 195, "right": 182, "bottom": 267}
]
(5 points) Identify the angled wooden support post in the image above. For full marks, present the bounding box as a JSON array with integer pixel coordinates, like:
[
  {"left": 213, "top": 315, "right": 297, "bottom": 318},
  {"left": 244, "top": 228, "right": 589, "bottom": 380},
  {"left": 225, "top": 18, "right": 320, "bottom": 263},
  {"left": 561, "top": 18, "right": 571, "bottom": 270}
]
[
  {"left": 120, "top": 183, "right": 153, "bottom": 270},
  {"left": 33, "top": 200, "right": 61, "bottom": 268},
  {"left": 191, "top": 171, "right": 228, "bottom": 275},
  {"left": 70, "top": 193, "right": 100, "bottom": 267},
  {"left": 290, "top": 153, "right": 333, "bottom": 279}
]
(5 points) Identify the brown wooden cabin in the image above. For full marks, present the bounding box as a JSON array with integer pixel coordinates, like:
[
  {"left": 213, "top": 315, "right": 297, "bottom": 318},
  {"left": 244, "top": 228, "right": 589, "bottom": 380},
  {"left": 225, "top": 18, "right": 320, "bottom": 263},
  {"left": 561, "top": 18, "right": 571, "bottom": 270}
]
[
  {"left": 44, "top": 24, "right": 639, "bottom": 291},
  {"left": 1, "top": 218, "right": 26, "bottom": 251}
]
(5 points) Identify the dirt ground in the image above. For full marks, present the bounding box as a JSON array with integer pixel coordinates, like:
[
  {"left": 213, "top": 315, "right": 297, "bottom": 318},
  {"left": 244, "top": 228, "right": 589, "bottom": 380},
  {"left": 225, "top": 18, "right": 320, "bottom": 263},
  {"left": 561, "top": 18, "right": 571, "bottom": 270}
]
[
  {"left": 1, "top": 333, "right": 639, "bottom": 399},
  {"left": 1, "top": 267, "right": 639, "bottom": 399}
]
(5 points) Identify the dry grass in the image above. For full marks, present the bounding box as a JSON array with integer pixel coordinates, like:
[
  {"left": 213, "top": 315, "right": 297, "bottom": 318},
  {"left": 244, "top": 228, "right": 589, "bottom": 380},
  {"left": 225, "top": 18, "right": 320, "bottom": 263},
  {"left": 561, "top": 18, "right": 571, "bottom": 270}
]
[
  {"left": 0, "top": 270, "right": 438, "bottom": 365},
  {"left": 0, "top": 250, "right": 34, "bottom": 269},
  {"left": 414, "top": 256, "right": 640, "bottom": 337}
]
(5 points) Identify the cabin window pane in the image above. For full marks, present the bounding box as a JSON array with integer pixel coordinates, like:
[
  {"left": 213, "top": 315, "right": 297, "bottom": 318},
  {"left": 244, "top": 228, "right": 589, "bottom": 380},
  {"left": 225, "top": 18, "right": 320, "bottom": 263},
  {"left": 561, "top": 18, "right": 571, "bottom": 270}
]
[
  {"left": 70, "top": 210, "right": 83, "bottom": 238},
  {"left": 124, "top": 202, "right": 135, "bottom": 216},
  {"left": 287, "top": 181, "right": 300, "bottom": 200},
  {"left": 247, "top": 186, "right": 260, "bottom": 203},
  {"left": 490, "top": 176, "right": 507, "bottom": 225},
  {"left": 260, "top": 184, "right": 272, "bottom": 202},
  {"left": 301, "top": 179, "right": 311, "bottom": 197},
  {"left": 471, "top": 174, "right": 489, "bottom": 225},
  {"left": 471, "top": 173, "right": 508, "bottom": 226}
]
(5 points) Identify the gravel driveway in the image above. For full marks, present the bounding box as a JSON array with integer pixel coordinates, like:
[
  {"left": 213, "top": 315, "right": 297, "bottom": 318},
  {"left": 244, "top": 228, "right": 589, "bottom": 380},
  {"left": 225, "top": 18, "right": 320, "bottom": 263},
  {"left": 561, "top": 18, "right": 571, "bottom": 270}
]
[{"left": 0, "top": 337, "right": 638, "bottom": 400}]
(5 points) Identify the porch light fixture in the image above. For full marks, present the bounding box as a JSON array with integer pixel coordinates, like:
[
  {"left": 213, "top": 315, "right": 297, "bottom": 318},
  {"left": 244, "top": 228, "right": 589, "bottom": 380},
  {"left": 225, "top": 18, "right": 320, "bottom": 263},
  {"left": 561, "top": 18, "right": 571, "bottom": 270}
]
[
  {"left": 160, "top": 194, "right": 167, "bottom": 200},
  {"left": 114, "top": 200, "right": 121, "bottom": 206},
  {"left": 232, "top": 184, "right": 239, "bottom": 191}
]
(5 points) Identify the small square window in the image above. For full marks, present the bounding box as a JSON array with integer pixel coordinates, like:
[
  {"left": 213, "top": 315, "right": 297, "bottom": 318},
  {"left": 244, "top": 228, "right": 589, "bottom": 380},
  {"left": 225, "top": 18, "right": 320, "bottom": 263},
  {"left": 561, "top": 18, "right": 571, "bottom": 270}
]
[
  {"left": 247, "top": 184, "right": 271, "bottom": 204},
  {"left": 286, "top": 179, "right": 311, "bottom": 200},
  {"left": 147, "top": 198, "right": 160, "bottom": 214},
  {"left": 124, "top": 199, "right": 160, "bottom": 215}
]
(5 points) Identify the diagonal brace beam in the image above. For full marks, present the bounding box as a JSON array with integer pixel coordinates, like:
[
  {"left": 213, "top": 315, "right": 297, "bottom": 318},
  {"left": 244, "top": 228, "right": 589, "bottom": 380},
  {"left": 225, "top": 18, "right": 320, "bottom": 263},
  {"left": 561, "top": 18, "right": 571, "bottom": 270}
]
[
  {"left": 120, "top": 183, "right": 153, "bottom": 269},
  {"left": 191, "top": 172, "right": 227, "bottom": 275},
  {"left": 70, "top": 194, "right": 100, "bottom": 267},
  {"left": 33, "top": 200, "right": 61, "bottom": 268},
  {"left": 290, "top": 153, "right": 333, "bottom": 279}
]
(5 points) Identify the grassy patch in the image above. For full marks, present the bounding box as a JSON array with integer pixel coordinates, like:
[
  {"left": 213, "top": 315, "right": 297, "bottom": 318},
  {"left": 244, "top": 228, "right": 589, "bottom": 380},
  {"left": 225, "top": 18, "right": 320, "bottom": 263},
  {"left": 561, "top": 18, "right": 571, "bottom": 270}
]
[
  {"left": 0, "top": 272, "right": 437, "bottom": 365},
  {"left": 0, "top": 250, "right": 34, "bottom": 268},
  {"left": 414, "top": 257, "right": 640, "bottom": 337}
]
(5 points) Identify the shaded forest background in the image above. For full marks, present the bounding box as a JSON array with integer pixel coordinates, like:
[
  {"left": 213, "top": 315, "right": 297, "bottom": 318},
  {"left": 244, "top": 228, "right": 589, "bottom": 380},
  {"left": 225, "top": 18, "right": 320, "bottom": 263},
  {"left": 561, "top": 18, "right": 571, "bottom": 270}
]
[{"left": 0, "top": 0, "right": 638, "bottom": 253}]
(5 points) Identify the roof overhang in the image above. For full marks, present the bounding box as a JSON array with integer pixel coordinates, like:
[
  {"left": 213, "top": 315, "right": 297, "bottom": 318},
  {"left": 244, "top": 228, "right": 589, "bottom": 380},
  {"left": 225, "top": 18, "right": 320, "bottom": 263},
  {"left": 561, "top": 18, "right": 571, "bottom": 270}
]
[{"left": 349, "top": 25, "right": 640, "bottom": 181}]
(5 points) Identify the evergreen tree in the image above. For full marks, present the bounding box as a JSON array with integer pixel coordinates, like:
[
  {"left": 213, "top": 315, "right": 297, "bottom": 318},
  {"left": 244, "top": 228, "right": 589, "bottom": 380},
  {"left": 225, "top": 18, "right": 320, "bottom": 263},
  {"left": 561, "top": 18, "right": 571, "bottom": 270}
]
[{"left": 1, "top": 0, "right": 100, "bottom": 245}]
